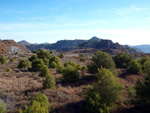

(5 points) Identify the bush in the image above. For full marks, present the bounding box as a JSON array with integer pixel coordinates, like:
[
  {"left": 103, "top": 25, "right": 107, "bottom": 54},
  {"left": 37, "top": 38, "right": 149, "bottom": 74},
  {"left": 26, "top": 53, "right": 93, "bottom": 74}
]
[
  {"left": 56, "top": 64, "right": 64, "bottom": 74},
  {"left": 94, "top": 68, "right": 124, "bottom": 106},
  {"left": 83, "top": 89, "right": 110, "bottom": 113},
  {"left": 143, "top": 60, "right": 150, "bottom": 75},
  {"left": 10, "top": 58, "right": 14, "bottom": 62},
  {"left": 59, "top": 53, "right": 64, "bottom": 58},
  {"left": 6, "top": 68, "right": 12, "bottom": 72},
  {"left": 49, "top": 56, "right": 60, "bottom": 65},
  {"left": 80, "top": 57, "right": 86, "bottom": 62},
  {"left": 42, "top": 57, "right": 49, "bottom": 66},
  {"left": 113, "top": 52, "right": 134, "bottom": 68},
  {"left": 88, "top": 51, "right": 116, "bottom": 74},
  {"left": 31, "top": 59, "right": 45, "bottom": 71},
  {"left": 0, "top": 55, "right": 7, "bottom": 64},
  {"left": 0, "top": 102, "right": 6, "bottom": 113},
  {"left": 77, "top": 64, "right": 82, "bottom": 70},
  {"left": 37, "top": 50, "right": 51, "bottom": 59},
  {"left": 20, "top": 93, "right": 50, "bottom": 113},
  {"left": 64, "top": 61, "right": 77, "bottom": 68},
  {"left": 39, "top": 65, "right": 50, "bottom": 77},
  {"left": 18, "top": 59, "right": 31, "bottom": 69},
  {"left": 42, "top": 74, "right": 56, "bottom": 89},
  {"left": 50, "top": 61, "right": 57, "bottom": 68},
  {"left": 28, "top": 54, "right": 37, "bottom": 62},
  {"left": 61, "top": 65, "right": 79, "bottom": 83},
  {"left": 128, "top": 60, "right": 142, "bottom": 74},
  {"left": 133, "top": 75, "right": 150, "bottom": 106}
]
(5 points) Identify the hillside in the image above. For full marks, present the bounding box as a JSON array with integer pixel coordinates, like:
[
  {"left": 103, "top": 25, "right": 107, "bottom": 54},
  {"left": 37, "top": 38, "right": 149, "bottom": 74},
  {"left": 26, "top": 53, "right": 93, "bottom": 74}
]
[{"left": 0, "top": 40, "right": 30, "bottom": 54}]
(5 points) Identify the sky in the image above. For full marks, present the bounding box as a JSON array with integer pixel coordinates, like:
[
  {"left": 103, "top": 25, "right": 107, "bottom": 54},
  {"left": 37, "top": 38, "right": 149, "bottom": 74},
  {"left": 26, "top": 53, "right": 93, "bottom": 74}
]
[{"left": 0, "top": 0, "right": 150, "bottom": 45}]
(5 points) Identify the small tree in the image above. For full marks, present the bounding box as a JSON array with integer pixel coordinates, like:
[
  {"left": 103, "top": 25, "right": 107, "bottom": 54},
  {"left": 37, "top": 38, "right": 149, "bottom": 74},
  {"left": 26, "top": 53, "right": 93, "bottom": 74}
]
[
  {"left": 56, "top": 64, "right": 64, "bottom": 74},
  {"left": 61, "top": 65, "right": 79, "bottom": 83},
  {"left": 20, "top": 93, "right": 50, "bottom": 113},
  {"left": 6, "top": 68, "right": 12, "bottom": 72},
  {"left": 133, "top": 75, "right": 150, "bottom": 107},
  {"left": 39, "top": 65, "right": 50, "bottom": 77},
  {"left": 50, "top": 61, "right": 57, "bottom": 68},
  {"left": 31, "top": 59, "right": 45, "bottom": 71},
  {"left": 80, "top": 57, "right": 86, "bottom": 62},
  {"left": 10, "top": 58, "right": 14, "bottom": 62},
  {"left": 37, "top": 50, "right": 51, "bottom": 59},
  {"left": 42, "top": 74, "right": 56, "bottom": 89},
  {"left": 18, "top": 59, "right": 31, "bottom": 69},
  {"left": 28, "top": 54, "right": 37, "bottom": 62},
  {"left": 128, "top": 60, "right": 142, "bottom": 74},
  {"left": 59, "top": 53, "right": 65, "bottom": 58},
  {"left": 113, "top": 52, "right": 134, "bottom": 68},
  {"left": 42, "top": 57, "right": 49, "bottom": 66},
  {"left": 0, "top": 55, "right": 7, "bottom": 64},
  {"left": 143, "top": 60, "right": 150, "bottom": 75},
  {"left": 88, "top": 51, "right": 116, "bottom": 74},
  {"left": 83, "top": 68, "right": 124, "bottom": 113}
]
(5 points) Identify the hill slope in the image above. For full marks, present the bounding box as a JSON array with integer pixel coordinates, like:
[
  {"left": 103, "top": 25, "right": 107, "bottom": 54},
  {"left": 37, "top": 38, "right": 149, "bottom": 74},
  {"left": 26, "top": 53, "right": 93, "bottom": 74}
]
[{"left": 0, "top": 40, "right": 30, "bottom": 54}]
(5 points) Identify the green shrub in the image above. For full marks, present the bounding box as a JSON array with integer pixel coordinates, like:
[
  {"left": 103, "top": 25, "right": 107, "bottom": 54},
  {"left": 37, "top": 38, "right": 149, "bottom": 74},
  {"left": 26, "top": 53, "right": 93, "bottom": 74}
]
[
  {"left": 6, "top": 68, "right": 12, "bottom": 72},
  {"left": 82, "top": 66, "right": 88, "bottom": 70},
  {"left": 79, "top": 54, "right": 85, "bottom": 57},
  {"left": 42, "top": 74, "right": 56, "bottom": 89},
  {"left": 42, "top": 57, "right": 49, "bottom": 66},
  {"left": 143, "top": 60, "right": 150, "bottom": 75},
  {"left": 31, "top": 59, "right": 45, "bottom": 71},
  {"left": 61, "top": 65, "right": 79, "bottom": 83},
  {"left": 88, "top": 51, "right": 116, "bottom": 74},
  {"left": 28, "top": 54, "right": 37, "bottom": 62},
  {"left": 20, "top": 93, "right": 50, "bottom": 113},
  {"left": 56, "top": 64, "right": 64, "bottom": 74},
  {"left": 10, "top": 58, "right": 14, "bottom": 62},
  {"left": 133, "top": 75, "right": 150, "bottom": 106},
  {"left": 49, "top": 56, "right": 60, "bottom": 65},
  {"left": 64, "top": 61, "right": 77, "bottom": 68},
  {"left": 138, "top": 56, "right": 150, "bottom": 65},
  {"left": 113, "top": 52, "right": 134, "bottom": 68},
  {"left": 0, "top": 102, "right": 6, "bottom": 113},
  {"left": 93, "top": 68, "right": 124, "bottom": 106},
  {"left": 82, "top": 69, "right": 124, "bottom": 113},
  {"left": 59, "top": 53, "right": 64, "bottom": 58},
  {"left": 39, "top": 65, "right": 50, "bottom": 77},
  {"left": 50, "top": 61, "right": 57, "bottom": 68},
  {"left": 83, "top": 89, "right": 110, "bottom": 113},
  {"left": 128, "top": 60, "right": 142, "bottom": 74},
  {"left": 37, "top": 50, "right": 51, "bottom": 59},
  {"left": 18, "top": 59, "right": 31, "bottom": 69},
  {"left": 77, "top": 64, "right": 82, "bottom": 70},
  {"left": 0, "top": 55, "right": 7, "bottom": 64},
  {"left": 80, "top": 57, "right": 86, "bottom": 62}
]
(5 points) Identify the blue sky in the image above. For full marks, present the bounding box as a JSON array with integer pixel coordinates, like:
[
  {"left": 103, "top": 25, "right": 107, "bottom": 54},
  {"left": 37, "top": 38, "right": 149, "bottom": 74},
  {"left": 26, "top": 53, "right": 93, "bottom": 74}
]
[{"left": 0, "top": 0, "right": 150, "bottom": 45}]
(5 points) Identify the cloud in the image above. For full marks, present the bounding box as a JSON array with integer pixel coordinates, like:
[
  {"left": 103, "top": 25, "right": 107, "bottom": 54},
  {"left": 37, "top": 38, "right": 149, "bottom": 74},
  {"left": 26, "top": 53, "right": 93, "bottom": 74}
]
[{"left": 113, "top": 5, "right": 150, "bottom": 16}]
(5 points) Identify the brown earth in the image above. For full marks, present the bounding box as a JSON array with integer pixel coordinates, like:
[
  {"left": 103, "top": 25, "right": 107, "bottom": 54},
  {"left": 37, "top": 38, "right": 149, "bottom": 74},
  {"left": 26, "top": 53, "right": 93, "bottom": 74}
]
[{"left": 0, "top": 40, "right": 30, "bottom": 54}]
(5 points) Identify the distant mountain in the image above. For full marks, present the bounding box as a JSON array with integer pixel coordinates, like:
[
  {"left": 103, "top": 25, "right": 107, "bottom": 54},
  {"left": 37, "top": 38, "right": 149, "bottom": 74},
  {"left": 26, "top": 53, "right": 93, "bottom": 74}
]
[
  {"left": 25, "top": 37, "right": 138, "bottom": 54},
  {"left": 89, "top": 36, "right": 101, "bottom": 42},
  {"left": 130, "top": 45, "right": 150, "bottom": 53},
  {"left": 18, "top": 40, "right": 31, "bottom": 46},
  {"left": 0, "top": 40, "right": 30, "bottom": 54}
]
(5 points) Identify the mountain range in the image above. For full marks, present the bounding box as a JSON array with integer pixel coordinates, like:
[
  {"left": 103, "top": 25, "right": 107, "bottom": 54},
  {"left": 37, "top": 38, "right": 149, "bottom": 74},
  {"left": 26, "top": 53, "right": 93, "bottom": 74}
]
[
  {"left": 129, "top": 45, "right": 150, "bottom": 53},
  {"left": 18, "top": 37, "right": 139, "bottom": 54}
]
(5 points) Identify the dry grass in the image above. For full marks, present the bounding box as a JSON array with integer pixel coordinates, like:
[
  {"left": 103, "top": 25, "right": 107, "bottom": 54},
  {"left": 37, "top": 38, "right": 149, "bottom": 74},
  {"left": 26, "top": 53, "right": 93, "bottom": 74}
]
[{"left": 0, "top": 52, "right": 145, "bottom": 113}]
